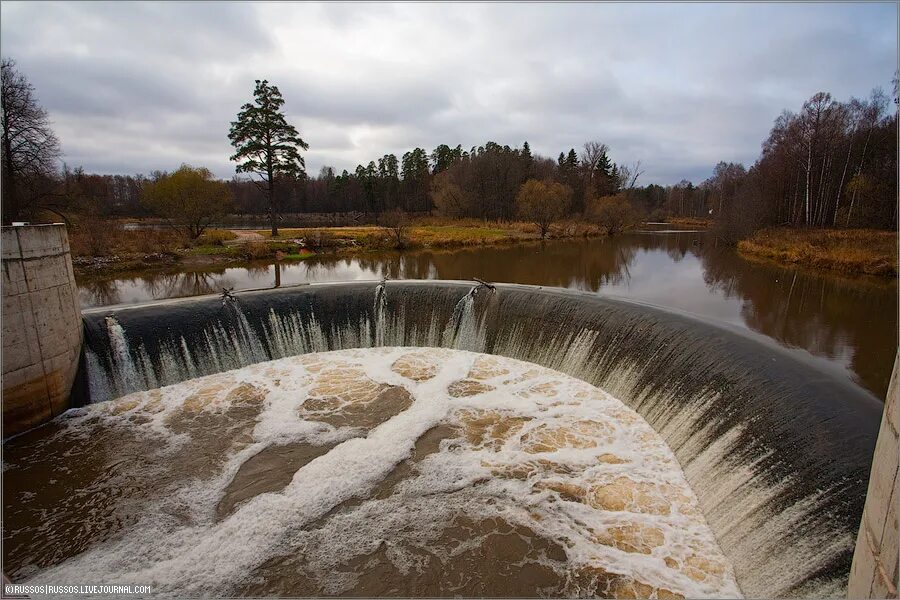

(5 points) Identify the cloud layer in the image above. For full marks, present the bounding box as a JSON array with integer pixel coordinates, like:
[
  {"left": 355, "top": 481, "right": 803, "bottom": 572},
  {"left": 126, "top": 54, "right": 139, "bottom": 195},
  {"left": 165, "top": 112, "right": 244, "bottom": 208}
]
[{"left": 1, "top": 2, "right": 895, "bottom": 184}]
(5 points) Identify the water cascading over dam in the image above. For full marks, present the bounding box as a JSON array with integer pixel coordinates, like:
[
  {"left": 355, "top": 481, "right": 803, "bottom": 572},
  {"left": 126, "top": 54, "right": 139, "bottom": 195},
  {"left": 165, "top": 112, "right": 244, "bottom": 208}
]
[{"left": 58, "top": 281, "right": 883, "bottom": 596}]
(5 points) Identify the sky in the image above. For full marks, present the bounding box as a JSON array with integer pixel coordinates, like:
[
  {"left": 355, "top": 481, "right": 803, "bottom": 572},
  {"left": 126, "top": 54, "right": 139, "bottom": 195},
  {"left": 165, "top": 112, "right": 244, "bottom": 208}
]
[{"left": 1, "top": 2, "right": 896, "bottom": 185}]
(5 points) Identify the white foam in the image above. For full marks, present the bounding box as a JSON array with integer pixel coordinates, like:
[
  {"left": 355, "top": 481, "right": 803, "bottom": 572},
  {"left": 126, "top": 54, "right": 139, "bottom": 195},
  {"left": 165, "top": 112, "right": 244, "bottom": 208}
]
[{"left": 18, "top": 348, "right": 741, "bottom": 598}]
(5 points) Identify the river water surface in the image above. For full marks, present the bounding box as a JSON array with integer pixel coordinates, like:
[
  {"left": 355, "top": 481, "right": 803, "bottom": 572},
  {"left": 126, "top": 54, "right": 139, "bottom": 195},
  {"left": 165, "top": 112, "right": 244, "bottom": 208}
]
[
  {"left": 77, "top": 229, "right": 897, "bottom": 399},
  {"left": 4, "top": 348, "right": 741, "bottom": 598}
]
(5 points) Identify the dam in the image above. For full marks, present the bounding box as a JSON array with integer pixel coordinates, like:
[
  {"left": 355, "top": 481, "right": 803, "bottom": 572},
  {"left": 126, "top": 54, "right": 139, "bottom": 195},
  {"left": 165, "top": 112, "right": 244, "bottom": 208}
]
[
  {"left": 1, "top": 224, "right": 896, "bottom": 598},
  {"left": 2, "top": 273, "right": 892, "bottom": 598}
]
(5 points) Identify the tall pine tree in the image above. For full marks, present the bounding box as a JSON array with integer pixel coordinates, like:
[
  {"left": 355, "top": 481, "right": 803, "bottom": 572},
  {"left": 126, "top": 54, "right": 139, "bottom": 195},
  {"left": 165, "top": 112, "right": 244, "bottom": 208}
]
[{"left": 229, "top": 79, "right": 308, "bottom": 236}]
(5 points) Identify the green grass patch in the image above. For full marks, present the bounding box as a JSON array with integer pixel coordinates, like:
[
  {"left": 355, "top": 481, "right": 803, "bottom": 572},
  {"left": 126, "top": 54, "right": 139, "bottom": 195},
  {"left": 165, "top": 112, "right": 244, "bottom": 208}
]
[{"left": 183, "top": 245, "right": 242, "bottom": 257}]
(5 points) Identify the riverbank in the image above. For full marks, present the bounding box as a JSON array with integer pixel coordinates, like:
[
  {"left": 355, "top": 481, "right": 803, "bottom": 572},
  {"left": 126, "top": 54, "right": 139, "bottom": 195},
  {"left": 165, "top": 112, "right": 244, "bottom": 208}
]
[
  {"left": 667, "top": 217, "right": 712, "bottom": 228},
  {"left": 70, "top": 219, "right": 604, "bottom": 277},
  {"left": 258, "top": 219, "right": 603, "bottom": 249},
  {"left": 737, "top": 228, "right": 897, "bottom": 277}
]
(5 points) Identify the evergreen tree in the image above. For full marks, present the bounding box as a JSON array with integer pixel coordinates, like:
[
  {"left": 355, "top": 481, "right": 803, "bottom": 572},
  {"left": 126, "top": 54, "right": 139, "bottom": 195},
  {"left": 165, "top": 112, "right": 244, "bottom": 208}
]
[
  {"left": 229, "top": 79, "right": 308, "bottom": 236},
  {"left": 595, "top": 149, "right": 615, "bottom": 196},
  {"left": 431, "top": 144, "right": 454, "bottom": 174}
]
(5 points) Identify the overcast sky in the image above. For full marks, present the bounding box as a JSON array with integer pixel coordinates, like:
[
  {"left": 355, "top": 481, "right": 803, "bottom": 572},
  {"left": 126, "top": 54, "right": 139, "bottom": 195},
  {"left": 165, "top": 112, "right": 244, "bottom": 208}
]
[{"left": 1, "top": 2, "right": 896, "bottom": 185}]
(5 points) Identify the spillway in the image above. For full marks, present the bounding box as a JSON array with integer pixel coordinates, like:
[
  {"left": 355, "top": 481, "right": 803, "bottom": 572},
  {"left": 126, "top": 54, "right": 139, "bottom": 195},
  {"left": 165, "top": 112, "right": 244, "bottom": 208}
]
[{"left": 15, "top": 281, "right": 884, "bottom": 597}]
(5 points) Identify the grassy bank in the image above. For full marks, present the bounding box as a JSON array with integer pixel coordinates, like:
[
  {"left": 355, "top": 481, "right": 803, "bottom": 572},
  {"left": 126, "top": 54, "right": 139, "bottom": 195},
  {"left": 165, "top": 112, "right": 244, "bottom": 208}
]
[
  {"left": 69, "top": 218, "right": 604, "bottom": 276},
  {"left": 737, "top": 228, "right": 897, "bottom": 277},
  {"left": 262, "top": 222, "right": 548, "bottom": 249},
  {"left": 69, "top": 224, "right": 314, "bottom": 275},
  {"left": 666, "top": 217, "right": 712, "bottom": 228},
  {"left": 257, "top": 219, "right": 604, "bottom": 250}
]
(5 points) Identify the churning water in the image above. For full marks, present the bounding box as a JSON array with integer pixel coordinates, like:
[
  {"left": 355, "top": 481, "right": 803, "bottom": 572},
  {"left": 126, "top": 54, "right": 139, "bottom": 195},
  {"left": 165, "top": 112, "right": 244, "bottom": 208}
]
[
  {"left": 8, "top": 280, "right": 882, "bottom": 598},
  {"left": 3, "top": 348, "right": 741, "bottom": 598}
]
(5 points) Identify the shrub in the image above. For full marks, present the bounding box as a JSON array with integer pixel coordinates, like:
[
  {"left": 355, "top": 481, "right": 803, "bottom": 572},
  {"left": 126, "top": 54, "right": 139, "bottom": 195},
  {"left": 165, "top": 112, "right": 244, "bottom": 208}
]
[
  {"left": 302, "top": 229, "right": 338, "bottom": 250},
  {"left": 242, "top": 241, "right": 272, "bottom": 260},
  {"left": 515, "top": 179, "right": 573, "bottom": 239},
  {"left": 197, "top": 229, "right": 237, "bottom": 246},
  {"left": 587, "top": 194, "right": 639, "bottom": 235}
]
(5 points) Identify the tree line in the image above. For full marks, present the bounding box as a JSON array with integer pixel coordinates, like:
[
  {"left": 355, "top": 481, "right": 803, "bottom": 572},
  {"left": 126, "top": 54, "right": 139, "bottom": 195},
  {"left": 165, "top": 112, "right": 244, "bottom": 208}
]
[
  {"left": 228, "top": 139, "right": 641, "bottom": 223},
  {"left": 3, "top": 55, "right": 896, "bottom": 242},
  {"left": 641, "top": 88, "right": 898, "bottom": 239}
]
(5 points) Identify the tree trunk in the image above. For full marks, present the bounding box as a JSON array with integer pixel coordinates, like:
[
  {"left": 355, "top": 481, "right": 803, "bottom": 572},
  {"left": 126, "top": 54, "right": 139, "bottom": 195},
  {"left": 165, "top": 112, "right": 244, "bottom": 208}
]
[
  {"left": 267, "top": 162, "right": 276, "bottom": 237},
  {"left": 847, "top": 126, "right": 873, "bottom": 227},
  {"left": 834, "top": 140, "right": 853, "bottom": 226},
  {"left": 2, "top": 132, "right": 17, "bottom": 225},
  {"left": 804, "top": 141, "right": 812, "bottom": 227}
]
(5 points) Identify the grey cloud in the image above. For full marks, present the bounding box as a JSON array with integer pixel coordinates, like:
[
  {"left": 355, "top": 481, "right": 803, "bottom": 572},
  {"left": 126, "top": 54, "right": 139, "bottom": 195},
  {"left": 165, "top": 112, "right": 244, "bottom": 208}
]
[{"left": 0, "top": 1, "right": 895, "bottom": 185}]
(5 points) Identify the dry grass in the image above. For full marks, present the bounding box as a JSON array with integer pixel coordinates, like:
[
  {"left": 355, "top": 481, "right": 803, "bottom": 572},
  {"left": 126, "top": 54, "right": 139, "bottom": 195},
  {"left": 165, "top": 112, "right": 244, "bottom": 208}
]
[
  {"left": 738, "top": 228, "right": 897, "bottom": 277},
  {"left": 258, "top": 220, "right": 601, "bottom": 250},
  {"left": 666, "top": 217, "right": 712, "bottom": 228},
  {"left": 196, "top": 229, "right": 238, "bottom": 246},
  {"left": 69, "top": 219, "right": 184, "bottom": 257}
]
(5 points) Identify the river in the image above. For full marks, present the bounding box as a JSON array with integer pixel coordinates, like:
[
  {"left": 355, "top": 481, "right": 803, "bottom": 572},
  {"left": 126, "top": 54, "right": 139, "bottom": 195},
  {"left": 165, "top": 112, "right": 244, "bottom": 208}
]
[{"left": 75, "top": 228, "right": 897, "bottom": 399}]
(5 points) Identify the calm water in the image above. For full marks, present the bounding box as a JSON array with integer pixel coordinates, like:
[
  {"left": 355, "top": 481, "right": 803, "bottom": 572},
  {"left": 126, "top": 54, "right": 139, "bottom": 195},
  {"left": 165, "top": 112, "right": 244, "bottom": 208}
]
[{"left": 77, "top": 230, "right": 897, "bottom": 398}]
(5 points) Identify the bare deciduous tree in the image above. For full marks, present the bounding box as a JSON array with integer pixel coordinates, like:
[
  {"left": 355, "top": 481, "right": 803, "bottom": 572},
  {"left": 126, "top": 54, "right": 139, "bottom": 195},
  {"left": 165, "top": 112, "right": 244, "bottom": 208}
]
[
  {"left": 380, "top": 207, "right": 410, "bottom": 249},
  {"left": 580, "top": 141, "right": 609, "bottom": 173},
  {"left": 1, "top": 58, "right": 61, "bottom": 223},
  {"left": 617, "top": 160, "right": 645, "bottom": 190}
]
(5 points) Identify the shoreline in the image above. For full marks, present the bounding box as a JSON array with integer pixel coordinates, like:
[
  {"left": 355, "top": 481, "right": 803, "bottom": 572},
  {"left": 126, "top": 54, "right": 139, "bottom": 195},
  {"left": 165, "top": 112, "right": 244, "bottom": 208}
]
[
  {"left": 72, "top": 221, "right": 608, "bottom": 279},
  {"left": 736, "top": 228, "right": 896, "bottom": 278},
  {"left": 71, "top": 221, "right": 897, "bottom": 281}
]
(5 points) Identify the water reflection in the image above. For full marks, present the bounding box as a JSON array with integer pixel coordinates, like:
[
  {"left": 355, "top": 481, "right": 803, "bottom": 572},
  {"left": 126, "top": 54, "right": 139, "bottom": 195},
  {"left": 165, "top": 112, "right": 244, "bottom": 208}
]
[{"left": 77, "top": 232, "right": 897, "bottom": 398}]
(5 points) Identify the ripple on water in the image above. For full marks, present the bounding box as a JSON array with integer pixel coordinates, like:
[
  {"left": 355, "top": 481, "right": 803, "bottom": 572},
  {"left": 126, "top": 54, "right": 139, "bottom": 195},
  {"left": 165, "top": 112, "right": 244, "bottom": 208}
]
[{"left": 3, "top": 348, "right": 742, "bottom": 598}]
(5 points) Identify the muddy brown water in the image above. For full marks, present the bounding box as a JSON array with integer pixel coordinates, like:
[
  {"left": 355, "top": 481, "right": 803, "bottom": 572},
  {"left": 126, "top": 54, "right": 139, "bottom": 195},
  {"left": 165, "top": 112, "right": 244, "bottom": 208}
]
[
  {"left": 3, "top": 349, "right": 740, "bottom": 598},
  {"left": 77, "top": 230, "right": 897, "bottom": 398}
]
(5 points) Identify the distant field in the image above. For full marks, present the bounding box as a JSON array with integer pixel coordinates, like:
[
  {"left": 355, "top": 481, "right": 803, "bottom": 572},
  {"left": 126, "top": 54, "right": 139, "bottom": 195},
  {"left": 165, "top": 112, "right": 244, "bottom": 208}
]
[{"left": 737, "top": 228, "right": 897, "bottom": 277}]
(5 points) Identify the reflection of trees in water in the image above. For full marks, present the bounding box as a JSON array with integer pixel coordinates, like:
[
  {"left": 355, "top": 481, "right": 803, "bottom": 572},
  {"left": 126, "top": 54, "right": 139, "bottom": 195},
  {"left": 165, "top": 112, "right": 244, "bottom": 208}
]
[
  {"left": 81, "top": 270, "right": 236, "bottom": 307},
  {"left": 304, "top": 235, "right": 696, "bottom": 291},
  {"left": 81, "top": 232, "right": 895, "bottom": 399},
  {"left": 416, "top": 240, "right": 639, "bottom": 291},
  {"left": 142, "top": 270, "right": 231, "bottom": 299},
  {"left": 79, "top": 278, "right": 123, "bottom": 307},
  {"left": 699, "top": 245, "right": 897, "bottom": 398}
]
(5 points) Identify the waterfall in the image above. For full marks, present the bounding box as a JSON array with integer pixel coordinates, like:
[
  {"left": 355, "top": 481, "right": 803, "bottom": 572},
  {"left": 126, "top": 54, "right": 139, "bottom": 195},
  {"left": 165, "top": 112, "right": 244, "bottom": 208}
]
[
  {"left": 77, "top": 280, "right": 882, "bottom": 598},
  {"left": 102, "top": 316, "right": 145, "bottom": 399},
  {"left": 373, "top": 279, "right": 387, "bottom": 347},
  {"left": 441, "top": 284, "right": 491, "bottom": 350},
  {"left": 223, "top": 297, "right": 268, "bottom": 364}
]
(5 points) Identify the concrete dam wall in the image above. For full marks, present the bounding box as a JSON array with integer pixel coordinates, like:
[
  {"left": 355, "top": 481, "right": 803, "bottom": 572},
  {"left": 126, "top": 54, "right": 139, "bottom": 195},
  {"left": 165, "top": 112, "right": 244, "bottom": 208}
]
[
  {"left": 1, "top": 224, "right": 83, "bottom": 436},
  {"left": 79, "top": 280, "right": 885, "bottom": 598}
]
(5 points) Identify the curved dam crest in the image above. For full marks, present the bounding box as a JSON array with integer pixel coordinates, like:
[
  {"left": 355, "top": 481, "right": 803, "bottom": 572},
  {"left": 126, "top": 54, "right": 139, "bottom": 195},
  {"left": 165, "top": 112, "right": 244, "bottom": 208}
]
[{"left": 76, "top": 280, "right": 883, "bottom": 598}]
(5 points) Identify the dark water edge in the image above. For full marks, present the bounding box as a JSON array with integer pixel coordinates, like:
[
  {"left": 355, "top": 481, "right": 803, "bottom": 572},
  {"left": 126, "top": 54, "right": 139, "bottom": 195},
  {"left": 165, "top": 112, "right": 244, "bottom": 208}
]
[{"left": 75, "top": 231, "right": 897, "bottom": 399}]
